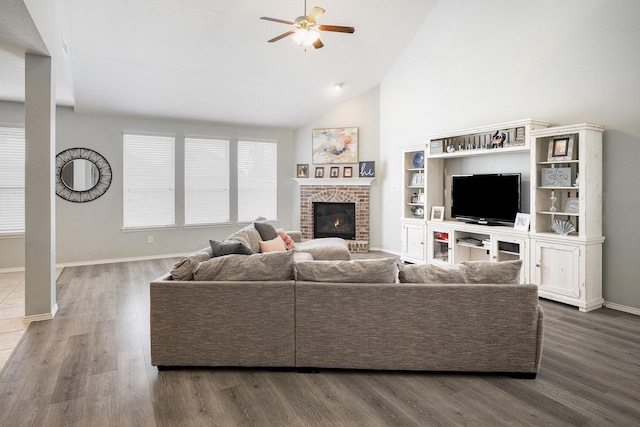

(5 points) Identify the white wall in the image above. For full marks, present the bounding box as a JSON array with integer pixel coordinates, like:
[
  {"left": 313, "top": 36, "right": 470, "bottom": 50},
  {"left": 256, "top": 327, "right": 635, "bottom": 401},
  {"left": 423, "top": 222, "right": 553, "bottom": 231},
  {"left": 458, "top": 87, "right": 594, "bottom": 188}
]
[
  {"left": 380, "top": 0, "right": 640, "bottom": 309},
  {"left": 0, "top": 102, "right": 295, "bottom": 267},
  {"left": 293, "top": 85, "right": 382, "bottom": 249}
]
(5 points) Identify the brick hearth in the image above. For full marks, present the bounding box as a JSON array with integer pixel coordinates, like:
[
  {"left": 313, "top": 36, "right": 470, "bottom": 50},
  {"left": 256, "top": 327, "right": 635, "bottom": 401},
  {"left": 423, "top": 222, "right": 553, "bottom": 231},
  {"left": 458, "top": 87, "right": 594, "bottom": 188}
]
[{"left": 300, "top": 185, "right": 370, "bottom": 252}]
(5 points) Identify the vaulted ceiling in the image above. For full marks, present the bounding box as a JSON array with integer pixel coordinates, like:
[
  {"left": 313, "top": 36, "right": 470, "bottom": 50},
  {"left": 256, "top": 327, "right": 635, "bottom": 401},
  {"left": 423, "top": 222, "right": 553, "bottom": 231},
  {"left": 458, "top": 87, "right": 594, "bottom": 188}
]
[{"left": 0, "top": 0, "right": 436, "bottom": 128}]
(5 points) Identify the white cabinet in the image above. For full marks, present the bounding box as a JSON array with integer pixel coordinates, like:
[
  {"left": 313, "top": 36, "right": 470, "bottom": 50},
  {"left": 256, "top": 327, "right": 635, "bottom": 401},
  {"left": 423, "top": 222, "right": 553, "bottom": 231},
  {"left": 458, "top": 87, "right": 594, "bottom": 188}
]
[{"left": 402, "top": 221, "right": 425, "bottom": 264}]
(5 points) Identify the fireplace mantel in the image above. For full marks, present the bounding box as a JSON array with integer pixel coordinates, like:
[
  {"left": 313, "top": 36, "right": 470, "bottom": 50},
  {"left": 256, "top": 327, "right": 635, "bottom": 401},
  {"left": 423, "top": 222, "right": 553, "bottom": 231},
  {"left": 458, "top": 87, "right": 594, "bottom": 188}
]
[{"left": 293, "top": 178, "right": 375, "bottom": 186}]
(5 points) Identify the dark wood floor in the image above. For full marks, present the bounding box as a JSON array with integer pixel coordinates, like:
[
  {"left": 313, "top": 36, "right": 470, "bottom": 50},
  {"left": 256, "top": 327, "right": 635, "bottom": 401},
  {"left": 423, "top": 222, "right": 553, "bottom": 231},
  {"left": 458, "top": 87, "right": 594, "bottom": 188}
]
[{"left": 1, "top": 254, "right": 639, "bottom": 426}]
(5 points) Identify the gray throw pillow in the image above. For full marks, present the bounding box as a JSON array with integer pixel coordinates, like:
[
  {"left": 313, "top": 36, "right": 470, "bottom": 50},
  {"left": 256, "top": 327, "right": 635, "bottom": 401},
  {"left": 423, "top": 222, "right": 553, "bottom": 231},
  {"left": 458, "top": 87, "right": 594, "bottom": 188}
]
[
  {"left": 209, "top": 240, "right": 253, "bottom": 257},
  {"left": 294, "top": 258, "right": 398, "bottom": 283},
  {"left": 398, "top": 262, "right": 467, "bottom": 284},
  {"left": 459, "top": 260, "right": 522, "bottom": 284},
  {"left": 193, "top": 250, "right": 294, "bottom": 281},
  {"left": 254, "top": 220, "right": 278, "bottom": 241}
]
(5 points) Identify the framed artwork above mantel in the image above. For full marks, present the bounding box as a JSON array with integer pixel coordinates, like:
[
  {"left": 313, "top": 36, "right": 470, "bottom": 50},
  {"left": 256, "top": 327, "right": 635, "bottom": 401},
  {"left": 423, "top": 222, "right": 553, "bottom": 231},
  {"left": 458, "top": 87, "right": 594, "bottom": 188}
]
[{"left": 312, "top": 127, "right": 358, "bottom": 164}]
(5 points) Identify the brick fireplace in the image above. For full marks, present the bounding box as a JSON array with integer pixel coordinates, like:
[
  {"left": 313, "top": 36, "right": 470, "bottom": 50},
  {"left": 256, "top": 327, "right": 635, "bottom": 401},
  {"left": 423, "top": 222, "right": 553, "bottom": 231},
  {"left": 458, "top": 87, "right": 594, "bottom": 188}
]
[{"left": 299, "top": 184, "right": 370, "bottom": 252}]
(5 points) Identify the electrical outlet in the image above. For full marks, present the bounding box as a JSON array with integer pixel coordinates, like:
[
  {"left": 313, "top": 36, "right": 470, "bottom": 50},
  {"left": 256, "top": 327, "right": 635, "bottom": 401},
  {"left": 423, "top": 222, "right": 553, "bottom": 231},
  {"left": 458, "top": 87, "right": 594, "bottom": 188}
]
[{"left": 147, "top": 235, "right": 153, "bottom": 244}]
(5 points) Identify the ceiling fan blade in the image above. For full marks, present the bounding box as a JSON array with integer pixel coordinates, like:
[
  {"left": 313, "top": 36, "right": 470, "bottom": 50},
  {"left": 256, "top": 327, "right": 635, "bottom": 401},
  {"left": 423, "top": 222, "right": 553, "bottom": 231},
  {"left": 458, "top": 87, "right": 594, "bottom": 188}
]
[
  {"left": 318, "top": 24, "right": 355, "bottom": 33},
  {"left": 307, "top": 7, "right": 325, "bottom": 23},
  {"left": 268, "top": 30, "right": 295, "bottom": 43},
  {"left": 313, "top": 38, "right": 324, "bottom": 49},
  {"left": 260, "top": 16, "right": 295, "bottom": 25}
]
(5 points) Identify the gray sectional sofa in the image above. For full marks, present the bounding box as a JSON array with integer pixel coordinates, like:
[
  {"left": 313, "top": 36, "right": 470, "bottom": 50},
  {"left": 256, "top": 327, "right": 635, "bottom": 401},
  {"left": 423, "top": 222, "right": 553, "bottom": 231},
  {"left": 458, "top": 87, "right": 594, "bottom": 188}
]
[{"left": 150, "top": 234, "right": 544, "bottom": 377}]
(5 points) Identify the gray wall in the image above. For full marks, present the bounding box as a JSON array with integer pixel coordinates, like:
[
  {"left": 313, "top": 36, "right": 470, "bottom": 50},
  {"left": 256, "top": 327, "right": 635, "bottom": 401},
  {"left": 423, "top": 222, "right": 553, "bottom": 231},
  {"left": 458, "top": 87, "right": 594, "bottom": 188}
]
[
  {"left": 379, "top": 0, "right": 640, "bottom": 310},
  {"left": 0, "top": 101, "right": 295, "bottom": 267},
  {"left": 293, "top": 86, "right": 382, "bottom": 249}
]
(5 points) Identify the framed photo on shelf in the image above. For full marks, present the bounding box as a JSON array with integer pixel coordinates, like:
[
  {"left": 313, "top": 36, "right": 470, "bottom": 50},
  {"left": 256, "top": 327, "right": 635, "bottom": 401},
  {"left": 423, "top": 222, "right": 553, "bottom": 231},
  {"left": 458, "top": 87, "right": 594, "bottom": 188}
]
[
  {"left": 296, "top": 164, "right": 309, "bottom": 178},
  {"left": 431, "top": 206, "right": 445, "bottom": 222},
  {"left": 565, "top": 198, "right": 580, "bottom": 214},
  {"left": 514, "top": 126, "right": 526, "bottom": 143},
  {"left": 312, "top": 127, "right": 358, "bottom": 164},
  {"left": 547, "top": 135, "right": 575, "bottom": 161},
  {"left": 315, "top": 167, "right": 324, "bottom": 178},
  {"left": 514, "top": 213, "right": 530, "bottom": 231},
  {"left": 343, "top": 166, "right": 353, "bottom": 178},
  {"left": 330, "top": 166, "right": 340, "bottom": 178},
  {"left": 411, "top": 173, "right": 424, "bottom": 186}
]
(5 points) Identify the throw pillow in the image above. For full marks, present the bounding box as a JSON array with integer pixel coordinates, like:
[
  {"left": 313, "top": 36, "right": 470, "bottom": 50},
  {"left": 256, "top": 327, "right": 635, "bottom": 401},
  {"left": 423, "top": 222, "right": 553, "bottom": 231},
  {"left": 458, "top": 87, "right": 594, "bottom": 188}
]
[
  {"left": 170, "top": 247, "right": 212, "bottom": 281},
  {"left": 294, "top": 258, "right": 398, "bottom": 283},
  {"left": 460, "top": 260, "right": 522, "bottom": 284},
  {"left": 276, "top": 229, "right": 295, "bottom": 250},
  {"left": 209, "top": 240, "right": 253, "bottom": 257},
  {"left": 254, "top": 219, "right": 278, "bottom": 241},
  {"left": 398, "top": 262, "right": 467, "bottom": 284},
  {"left": 259, "top": 235, "right": 287, "bottom": 252},
  {"left": 193, "top": 250, "right": 294, "bottom": 281}
]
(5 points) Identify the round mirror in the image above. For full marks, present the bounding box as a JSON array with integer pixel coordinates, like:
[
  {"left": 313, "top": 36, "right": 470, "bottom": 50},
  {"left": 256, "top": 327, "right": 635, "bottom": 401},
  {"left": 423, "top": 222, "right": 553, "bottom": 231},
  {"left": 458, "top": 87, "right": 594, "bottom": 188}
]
[
  {"left": 61, "top": 159, "right": 100, "bottom": 191},
  {"left": 55, "top": 148, "right": 112, "bottom": 202}
]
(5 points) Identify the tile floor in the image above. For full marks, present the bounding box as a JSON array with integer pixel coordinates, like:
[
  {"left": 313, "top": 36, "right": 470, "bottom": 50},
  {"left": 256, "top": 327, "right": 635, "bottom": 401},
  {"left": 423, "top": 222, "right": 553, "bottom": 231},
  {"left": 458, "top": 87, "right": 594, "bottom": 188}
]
[{"left": 0, "top": 269, "right": 63, "bottom": 371}]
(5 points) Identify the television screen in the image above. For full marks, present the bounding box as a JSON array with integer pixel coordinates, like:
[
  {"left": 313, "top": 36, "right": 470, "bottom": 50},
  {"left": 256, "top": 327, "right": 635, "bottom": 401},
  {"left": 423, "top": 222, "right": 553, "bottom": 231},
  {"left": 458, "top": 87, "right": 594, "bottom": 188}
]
[{"left": 451, "top": 173, "right": 521, "bottom": 225}]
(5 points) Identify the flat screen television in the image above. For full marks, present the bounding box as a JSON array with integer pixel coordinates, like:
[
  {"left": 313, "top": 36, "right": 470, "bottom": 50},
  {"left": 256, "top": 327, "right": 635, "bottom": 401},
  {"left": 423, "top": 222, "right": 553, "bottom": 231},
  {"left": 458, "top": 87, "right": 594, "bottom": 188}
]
[{"left": 451, "top": 173, "right": 521, "bottom": 226}]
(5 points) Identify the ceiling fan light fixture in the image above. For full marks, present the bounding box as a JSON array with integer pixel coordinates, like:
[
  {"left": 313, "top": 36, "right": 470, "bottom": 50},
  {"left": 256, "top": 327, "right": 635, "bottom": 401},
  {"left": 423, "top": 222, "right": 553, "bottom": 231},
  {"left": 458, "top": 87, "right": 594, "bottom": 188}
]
[{"left": 292, "top": 28, "right": 320, "bottom": 46}]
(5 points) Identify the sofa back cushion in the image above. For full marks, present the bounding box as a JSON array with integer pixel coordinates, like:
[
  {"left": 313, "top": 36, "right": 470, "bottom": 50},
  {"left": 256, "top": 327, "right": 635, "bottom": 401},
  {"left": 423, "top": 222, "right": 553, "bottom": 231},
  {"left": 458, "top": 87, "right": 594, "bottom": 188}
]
[
  {"left": 170, "top": 247, "right": 212, "bottom": 281},
  {"left": 460, "top": 260, "right": 522, "bottom": 284},
  {"left": 398, "top": 262, "right": 467, "bottom": 284},
  {"left": 227, "top": 225, "right": 262, "bottom": 253},
  {"left": 295, "top": 258, "right": 398, "bottom": 283},
  {"left": 193, "top": 250, "right": 294, "bottom": 281}
]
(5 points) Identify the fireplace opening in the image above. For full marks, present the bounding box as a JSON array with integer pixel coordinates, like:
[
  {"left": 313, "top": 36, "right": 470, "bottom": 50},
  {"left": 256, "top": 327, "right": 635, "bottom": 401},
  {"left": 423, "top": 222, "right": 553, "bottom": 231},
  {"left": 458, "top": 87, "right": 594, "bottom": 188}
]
[{"left": 313, "top": 202, "right": 356, "bottom": 240}]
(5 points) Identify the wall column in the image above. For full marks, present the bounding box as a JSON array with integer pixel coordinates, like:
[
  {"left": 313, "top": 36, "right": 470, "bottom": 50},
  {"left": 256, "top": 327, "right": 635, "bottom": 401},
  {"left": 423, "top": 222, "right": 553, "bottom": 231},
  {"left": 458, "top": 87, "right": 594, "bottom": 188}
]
[{"left": 24, "top": 53, "right": 57, "bottom": 320}]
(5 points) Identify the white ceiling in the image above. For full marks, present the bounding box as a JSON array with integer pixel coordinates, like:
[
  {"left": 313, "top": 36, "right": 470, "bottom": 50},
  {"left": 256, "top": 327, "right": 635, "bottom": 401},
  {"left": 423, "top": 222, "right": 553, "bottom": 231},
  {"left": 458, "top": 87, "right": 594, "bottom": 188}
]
[{"left": 0, "top": 0, "right": 436, "bottom": 128}]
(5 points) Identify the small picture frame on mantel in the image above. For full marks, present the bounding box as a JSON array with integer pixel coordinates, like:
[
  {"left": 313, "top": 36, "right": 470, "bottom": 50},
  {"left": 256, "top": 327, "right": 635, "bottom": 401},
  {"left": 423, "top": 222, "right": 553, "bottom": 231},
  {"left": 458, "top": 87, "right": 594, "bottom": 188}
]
[{"left": 315, "top": 167, "right": 324, "bottom": 178}]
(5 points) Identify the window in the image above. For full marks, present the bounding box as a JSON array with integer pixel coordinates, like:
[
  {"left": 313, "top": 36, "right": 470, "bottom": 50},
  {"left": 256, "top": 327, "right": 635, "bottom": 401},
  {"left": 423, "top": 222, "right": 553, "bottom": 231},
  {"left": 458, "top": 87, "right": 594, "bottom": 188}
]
[
  {"left": 184, "top": 137, "right": 229, "bottom": 225},
  {"left": 123, "top": 133, "right": 175, "bottom": 229},
  {"left": 0, "top": 125, "right": 25, "bottom": 234},
  {"left": 237, "top": 140, "right": 277, "bottom": 222}
]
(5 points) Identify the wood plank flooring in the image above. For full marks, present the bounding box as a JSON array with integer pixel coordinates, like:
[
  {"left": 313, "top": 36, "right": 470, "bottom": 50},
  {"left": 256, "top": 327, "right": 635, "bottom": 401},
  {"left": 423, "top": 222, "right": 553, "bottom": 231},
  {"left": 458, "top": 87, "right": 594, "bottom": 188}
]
[{"left": 1, "top": 254, "right": 639, "bottom": 426}]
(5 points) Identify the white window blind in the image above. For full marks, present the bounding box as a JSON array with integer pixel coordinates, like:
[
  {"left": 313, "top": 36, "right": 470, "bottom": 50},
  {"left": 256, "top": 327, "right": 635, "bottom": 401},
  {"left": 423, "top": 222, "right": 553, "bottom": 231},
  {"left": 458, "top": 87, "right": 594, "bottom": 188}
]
[
  {"left": 237, "top": 140, "right": 277, "bottom": 222},
  {"left": 184, "top": 137, "right": 230, "bottom": 225},
  {"left": 123, "top": 133, "right": 175, "bottom": 229},
  {"left": 0, "top": 125, "right": 25, "bottom": 234}
]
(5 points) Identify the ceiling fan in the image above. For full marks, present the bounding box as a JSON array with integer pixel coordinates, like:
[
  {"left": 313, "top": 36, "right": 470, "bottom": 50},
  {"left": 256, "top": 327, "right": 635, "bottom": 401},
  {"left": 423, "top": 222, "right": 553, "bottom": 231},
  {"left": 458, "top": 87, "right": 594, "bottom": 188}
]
[{"left": 260, "top": 1, "right": 355, "bottom": 50}]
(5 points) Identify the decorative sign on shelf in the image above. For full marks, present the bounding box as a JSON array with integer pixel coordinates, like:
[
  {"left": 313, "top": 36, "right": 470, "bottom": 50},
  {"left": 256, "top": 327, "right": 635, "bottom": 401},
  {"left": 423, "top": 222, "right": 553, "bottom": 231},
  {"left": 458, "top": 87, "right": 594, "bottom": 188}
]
[
  {"left": 541, "top": 167, "right": 571, "bottom": 187},
  {"left": 358, "top": 161, "right": 375, "bottom": 178}
]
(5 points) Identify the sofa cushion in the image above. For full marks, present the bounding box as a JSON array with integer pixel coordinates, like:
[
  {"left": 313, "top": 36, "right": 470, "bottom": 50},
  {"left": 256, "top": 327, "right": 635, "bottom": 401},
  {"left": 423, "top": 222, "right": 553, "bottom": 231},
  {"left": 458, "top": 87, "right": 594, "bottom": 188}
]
[
  {"left": 294, "top": 238, "right": 351, "bottom": 261},
  {"left": 295, "top": 258, "right": 398, "bottom": 283},
  {"left": 170, "top": 247, "right": 212, "bottom": 281},
  {"left": 254, "top": 219, "right": 278, "bottom": 241},
  {"left": 460, "top": 260, "right": 522, "bottom": 284},
  {"left": 193, "top": 250, "right": 294, "bottom": 281},
  {"left": 209, "top": 240, "right": 253, "bottom": 257},
  {"left": 259, "top": 235, "right": 287, "bottom": 252},
  {"left": 227, "top": 225, "right": 262, "bottom": 253},
  {"left": 398, "top": 262, "right": 467, "bottom": 284}
]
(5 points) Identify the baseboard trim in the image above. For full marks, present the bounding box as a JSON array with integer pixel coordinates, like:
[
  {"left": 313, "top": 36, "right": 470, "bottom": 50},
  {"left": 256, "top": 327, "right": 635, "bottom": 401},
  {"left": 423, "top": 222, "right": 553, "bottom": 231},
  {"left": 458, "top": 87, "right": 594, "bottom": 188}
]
[
  {"left": 604, "top": 301, "right": 640, "bottom": 316},
  {"left": 24, "top": 303, "right": 58, "bottom": 323},
  {"left": 56, "top": 252, "right": 188, "bottom": 268}
]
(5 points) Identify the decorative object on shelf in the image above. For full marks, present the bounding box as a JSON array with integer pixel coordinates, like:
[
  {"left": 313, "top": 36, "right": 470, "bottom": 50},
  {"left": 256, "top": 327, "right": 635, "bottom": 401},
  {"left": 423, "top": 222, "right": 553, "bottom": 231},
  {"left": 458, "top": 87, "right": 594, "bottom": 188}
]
[
  {"left": 430, "top": 140, "right": 443, "bottom": 155},
  {"left": 547, "top": 134, "right": 575, "bottom": 161},
  {"left": 411, "top": 193, "right": 418, "bottom": 203},
  {"left": 343, "top": 166, "right": 352, "bottom": 178},
  {"left": 446, "top": 143, "right": 456, "bottom": 153},
  {"left": 330, "top": 166, "right": 339, "bottom": 177},
  {"left": 574, "top": 173, "right": 579, "bottom": 187},
  {"left": 358, "top": 161, "right": 375, "bottom": 177},
  {"left": 55, "top": 147, "right": 112, "bottom": 203},
  {"left": 418, "top": 193, "right": 426, "bottom": 203},
  {"left": 312, "top": 127, "right": 358, "bottom": 164},
  {"left": 411, "top": 172, "right": 424, "bottom": 186},
  {"left": 514, "top": 213, "right": 530, "bottom": 231},
  {"left": 515, "top": 126, "right": 526, "bottom": 143},
  {"left": 541, "top": 167, "right": 571, "bottom": 187},
  {"left": 315, "top": 166, "right": 324, "bottom": 178},
  {"left": 552, "top": 219, "right": 576, "bottom": 235},
  {"left": 565, "top": 198, "right": 580, "bottom": 214},
  {"left": 410, "top": 206, "right": 424, "bottom": 217},
  {"left": 549, "top": 190, "right": 557, "bottom": 212},
  {"left": 430, "top": 206, "right": 445, "bottom": 221},
  {"left": 490, "top": 130, "right": 507, "bottom": 148},
  {"left": 297, "top": 163, "right": 309, "bottom": 178},
  {"left": 412, "top": 151, "right": 424, "bottom": 168}
]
